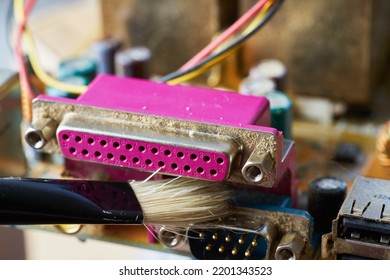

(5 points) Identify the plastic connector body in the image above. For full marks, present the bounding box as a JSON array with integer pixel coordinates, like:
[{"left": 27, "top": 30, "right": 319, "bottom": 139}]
[
  {"left": 322, "top": 176, "right": 390, "bottom": 259},
  {"left": 28, "top": 75, "right": 294, "bottom": 192}
]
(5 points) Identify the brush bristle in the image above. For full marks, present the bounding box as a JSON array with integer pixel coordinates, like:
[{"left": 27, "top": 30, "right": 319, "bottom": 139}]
[{"left": 131, "top": 177, "right": 230, "bottom": 226}]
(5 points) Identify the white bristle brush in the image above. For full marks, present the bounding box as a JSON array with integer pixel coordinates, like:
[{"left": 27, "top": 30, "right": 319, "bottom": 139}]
[{"left": 0, "top": 177, "right": 230, "bottom": 226}]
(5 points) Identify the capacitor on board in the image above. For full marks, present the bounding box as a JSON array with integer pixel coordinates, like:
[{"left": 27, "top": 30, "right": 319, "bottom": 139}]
[
  {"left": 115, "top": 47, "right": 152, "bottom": 79},
  {"left": 250, "top": 59, "right": 287, "bottom": 92},
  {"left": 308, "top": 176, "right": 347, "bottom": 234},
  {"left": 58, "top": 56, "right": 96, "bottom": 82},
  {"left": 239, "top": 77, "right": 275, "bottom": 96},
  {"left": 264, "top": 91, "right": 293, "bottom": 139},
  {"left": 92, "top": 38, "right": 121, "bottom": 74}
]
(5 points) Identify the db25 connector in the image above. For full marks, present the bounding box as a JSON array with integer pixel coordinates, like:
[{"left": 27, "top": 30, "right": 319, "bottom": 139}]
[{"left": 25, "top": 75, "right": 294, "bottom": 192}]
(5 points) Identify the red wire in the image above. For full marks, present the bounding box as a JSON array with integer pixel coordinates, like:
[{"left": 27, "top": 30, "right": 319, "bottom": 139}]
[
  {"left": 179, "top": 0, "right": 270, "bottom": 70},
  {"left": 14, "top": 0, "right": 37, "bottom": 99}
]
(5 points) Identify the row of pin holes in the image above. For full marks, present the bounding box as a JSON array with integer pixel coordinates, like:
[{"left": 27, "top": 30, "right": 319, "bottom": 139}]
[
  {"left": 67, "top": 147, "right": 218, "bottom": 176},
  {"left": 62, "top": 133, "right": 225, "bottom": 165}
]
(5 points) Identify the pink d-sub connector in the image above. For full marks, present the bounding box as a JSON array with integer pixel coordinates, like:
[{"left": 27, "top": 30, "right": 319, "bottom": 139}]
[{"left": 27, "top": 75, "right": 288, "bottom": 189}]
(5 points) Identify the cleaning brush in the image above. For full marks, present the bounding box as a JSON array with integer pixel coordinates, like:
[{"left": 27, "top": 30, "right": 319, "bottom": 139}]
[{"left": 0, "top": 177, "right": 230, "bottom": 226}]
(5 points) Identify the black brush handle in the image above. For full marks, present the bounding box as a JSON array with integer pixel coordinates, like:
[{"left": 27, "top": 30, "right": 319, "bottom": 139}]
[{"left": 0, "top": 178, "right": 144, "bottom": 225}]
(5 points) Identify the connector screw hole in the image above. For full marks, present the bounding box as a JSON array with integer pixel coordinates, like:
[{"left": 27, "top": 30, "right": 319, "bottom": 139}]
[{"left": 244, "top": 166, "right": 262, "bottom": 182}]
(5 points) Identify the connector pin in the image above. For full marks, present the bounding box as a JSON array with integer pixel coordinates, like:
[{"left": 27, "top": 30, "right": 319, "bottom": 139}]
[{"left": 238, "top": 234, "right": 247, "bottom": 244}]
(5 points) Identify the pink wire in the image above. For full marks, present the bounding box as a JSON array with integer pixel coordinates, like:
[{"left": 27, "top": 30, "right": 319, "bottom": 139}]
[
  {"left": 14, "top": 0, "right": 37, "bottom": 99},
  {"left": 179, "top": 0, "right": 270, "bottom": 70}
]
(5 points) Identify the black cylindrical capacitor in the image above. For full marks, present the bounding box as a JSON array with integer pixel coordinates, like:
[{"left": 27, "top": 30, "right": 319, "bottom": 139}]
[
  {"left": 250, "top": 59, "right": 287, "bottom": 92},
  {"left": 115, "top": 47, "right": 152, "bottom": 79},
  {"left": 92, "top": 38, "right": 121, "bottom": 74},
  {"left": 308, "top": 176, "right": 347, "bottom": 234}
]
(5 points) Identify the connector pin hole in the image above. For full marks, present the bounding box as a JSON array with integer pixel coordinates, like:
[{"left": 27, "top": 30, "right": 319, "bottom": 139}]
[
  {"left": 139, "top": 146, "right": 146, "bottom": 152},
  {"left": 100, "top": 140, "right": 107, "bottom": 147},
  {"left": 190, "top": 154, "right": 197, "bottom": 160},
  {"left": 197, "top": 167, "right": 204, "bottom": 174}
]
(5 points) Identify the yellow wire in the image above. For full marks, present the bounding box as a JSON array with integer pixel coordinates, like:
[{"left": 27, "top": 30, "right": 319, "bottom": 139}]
[
  {"left": 23, "top": 30, "right": 88, "bottom": 94},
  {"left": 167, "top": 0, "right": 274, "bottom": 85},
  {"left": 15, "top": 0, "right": 87, "bottom": 94},
  {"left": 14, "top": 0, "right": 24, "bottom": 22}
]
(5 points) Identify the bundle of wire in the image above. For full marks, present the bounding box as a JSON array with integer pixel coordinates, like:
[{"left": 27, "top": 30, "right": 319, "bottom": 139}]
[
  {"left": 159, "top": 0, "right": 283, "bottom": 85},
  {"left": 14, "top": 0, "right": 282, "bottom": 99},
  {"left": 14, "top": 0, "right": 87, "bottom": 99}
]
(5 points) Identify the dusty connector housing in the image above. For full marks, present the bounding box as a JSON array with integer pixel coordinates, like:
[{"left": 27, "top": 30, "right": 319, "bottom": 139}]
[
  {"left": 189, "top": 205, "right": 312, "bottom": 260},
  {"left": 322, "top": 176, "right": 390, "bottom": 259},
  {"left": 26, "top": 75, "right": 295, "bottom": 195}
]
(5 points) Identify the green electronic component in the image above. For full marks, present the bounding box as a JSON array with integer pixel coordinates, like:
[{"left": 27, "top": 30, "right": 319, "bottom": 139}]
[
  {"left": 265, "top": 91, "right": 293, "bottom": 139},
  {"left": 58, "top": 56, "right": 96, "bottom": 82}
]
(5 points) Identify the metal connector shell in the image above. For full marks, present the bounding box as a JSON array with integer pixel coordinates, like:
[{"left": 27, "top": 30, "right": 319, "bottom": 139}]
[{"left": 322, "top": 176, "right": 390, "bottom": 259}]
